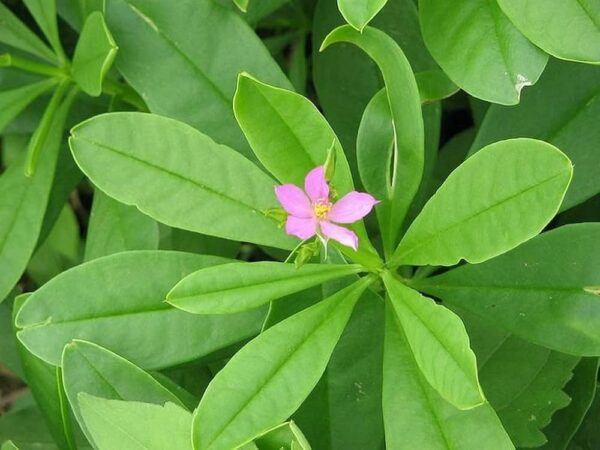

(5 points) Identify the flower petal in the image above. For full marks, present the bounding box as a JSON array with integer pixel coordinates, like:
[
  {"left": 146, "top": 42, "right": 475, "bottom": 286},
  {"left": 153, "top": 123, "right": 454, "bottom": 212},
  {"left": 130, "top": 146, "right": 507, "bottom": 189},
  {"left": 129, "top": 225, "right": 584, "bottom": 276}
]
[
  {"left": 304, "top": 166, "right": 329, "bottom": 202},
  {"left": 286, "top": 216, "right": 318, "bottom": 240},
  {"left": 320, "top": 221, "right": 359, "bottom": 250},
  {"left": 275, "top": 185, "right": 313, "bottom": 218},
  {"left": 328, "top": 192, "right": 378, "bottom": 223}
]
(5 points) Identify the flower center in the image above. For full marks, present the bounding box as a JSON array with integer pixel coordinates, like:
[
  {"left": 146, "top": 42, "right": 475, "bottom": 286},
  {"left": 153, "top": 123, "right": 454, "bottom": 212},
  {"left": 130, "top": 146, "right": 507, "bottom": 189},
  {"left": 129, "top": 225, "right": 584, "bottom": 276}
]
[{"left": 313, "top": 200, "right": 332, "bottom": 219}]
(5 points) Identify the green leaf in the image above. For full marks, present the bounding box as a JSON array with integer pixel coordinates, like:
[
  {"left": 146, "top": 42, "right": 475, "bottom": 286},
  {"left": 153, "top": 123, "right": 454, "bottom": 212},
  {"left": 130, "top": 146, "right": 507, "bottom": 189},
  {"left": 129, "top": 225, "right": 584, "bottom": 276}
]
[
  {"left": 233, "top": 73, "right": 352, "bottom": 192},
  {"left": 542, "top": 358, "right": 600, "bottom": 449},
  {"left": 14, "top": 294, "right": 77, "bottom": 450},
  {"left": 0, "top": 88, "right": 75, "bottom": 302},
  {"left": 419, "top": 0, "right": 548, "bottom": 105},
  {"left": 497, "top": 0, "right": 600, "bottom": 64},
  {"left": 104, "top": 0, "right": 290, "bottom": 159},
  {"left": 382, "top": 273, "right": 484, "bottom": 409},
  {"left": 22, "top": 0, "right": 66, "bottom": 61},
  {"left": 253, "top": 422, "right": 311, "bottom": 449},
  {"left": 15, "top": 251, "right": 264, "bottom": 368},
  {"left": 471, "top": 60, "right": 600, "bottom": 211},
  {"left": 192, "top": 277, "right": 373, "bottom": 450},
  {"left": 78, "top": 395, "right": 192, "bottom": 450},
  {"left": 383, "top": 305, "right": 514, "bottom": 449},
  {"left": 321, "top": 25, "right": 424, "bottom": 253},
  {"left": 84, "top": 189, "right": 158, "bottom": 261},
  {"left": 413, "top": 224, "right": 600, "bottom": 356},
  {"left": 167, "top": 261, "right": 363, "bottom": 314},
  {"left": 72, "top": 12, "right": 117, "bottom": 96},
  {"left": 0, "top": 3, "right": 57, "bottom": 63},
  {"left": 69, "top": 112, "right": 296, "bottom": 249},
  {"left": 0, "top": 78, "right": 57, "bottom": 134},
  {"left": 1, "top": 441, "right": 19, "bottom": 450},
  {"left": 337, "top": 0, "right": 387, "bottom": 31},
  {"left": 62, "top": 340, "right": 186, "bottom": 446},
  {"left": 458, "top": 308, "right": 578, "bottom": 447},
  {"left": 415, "top": 69, "right": 459, "bottom": 104},
  {"left": 392, "top": 138, "right": 572, "bottom": 267}
]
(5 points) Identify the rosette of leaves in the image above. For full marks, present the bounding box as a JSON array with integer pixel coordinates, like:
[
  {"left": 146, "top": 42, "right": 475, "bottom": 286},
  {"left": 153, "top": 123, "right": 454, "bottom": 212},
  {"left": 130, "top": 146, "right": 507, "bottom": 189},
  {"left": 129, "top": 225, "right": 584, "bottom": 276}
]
[{"left": 1, "top": 1, "right": 599, "bottom": 449}]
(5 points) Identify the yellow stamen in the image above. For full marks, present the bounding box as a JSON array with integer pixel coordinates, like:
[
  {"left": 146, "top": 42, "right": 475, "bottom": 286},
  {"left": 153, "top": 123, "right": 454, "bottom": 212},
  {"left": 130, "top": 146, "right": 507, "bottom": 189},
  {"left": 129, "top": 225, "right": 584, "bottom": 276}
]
[{"left": 314, "top": 201, "right": 331, "bottom": 219}]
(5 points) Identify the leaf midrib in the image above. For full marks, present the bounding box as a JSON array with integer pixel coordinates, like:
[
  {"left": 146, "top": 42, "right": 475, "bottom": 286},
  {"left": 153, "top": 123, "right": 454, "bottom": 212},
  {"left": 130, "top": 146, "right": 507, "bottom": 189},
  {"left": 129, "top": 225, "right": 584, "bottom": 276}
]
[
  {"left": 73, "top": 135, "right": 269, "bottom": 217},
  {"left": 171, "top": 265, "right": 360, "bottom": 303},
  {"left": 126, "top": 2, "right": 230, "bottom": 105}
]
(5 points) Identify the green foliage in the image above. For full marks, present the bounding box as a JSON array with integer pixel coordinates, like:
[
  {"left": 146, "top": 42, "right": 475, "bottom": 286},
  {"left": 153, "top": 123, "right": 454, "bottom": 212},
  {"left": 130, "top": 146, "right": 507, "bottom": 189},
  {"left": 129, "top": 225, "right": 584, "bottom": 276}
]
[{"left": 0, "top": 2, "right": 599, "bottom": 449}]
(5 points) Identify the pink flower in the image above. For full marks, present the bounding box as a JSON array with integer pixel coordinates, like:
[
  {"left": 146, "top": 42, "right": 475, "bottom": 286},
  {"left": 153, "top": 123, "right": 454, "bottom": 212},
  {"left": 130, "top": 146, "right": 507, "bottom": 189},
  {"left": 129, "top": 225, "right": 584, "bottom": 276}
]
[{"left": 275, "top": 166, "right": 378, "bottom": 250}]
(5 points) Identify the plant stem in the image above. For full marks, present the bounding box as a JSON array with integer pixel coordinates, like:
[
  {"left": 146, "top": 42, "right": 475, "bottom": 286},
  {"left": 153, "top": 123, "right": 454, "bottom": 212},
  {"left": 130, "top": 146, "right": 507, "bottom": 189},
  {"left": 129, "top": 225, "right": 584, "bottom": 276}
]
[{"left": 0, "top": 53, "right": 66, "bottom": 78}]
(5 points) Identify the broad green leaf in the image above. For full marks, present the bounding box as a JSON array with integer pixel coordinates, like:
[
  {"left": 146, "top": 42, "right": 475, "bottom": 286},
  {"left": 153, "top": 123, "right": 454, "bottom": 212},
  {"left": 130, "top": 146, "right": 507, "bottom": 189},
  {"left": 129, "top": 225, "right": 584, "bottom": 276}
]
[
  {"left": 62, "top": 340, "right": 185, "bottom": 446},
  {"left": 1, "top": 441, "right": 19, "bottom": 450},
  {"left": 471, "top": 60, "right": 600, "bottom": 211},
  {"left": 253, "top": 422, "right": 311, "bottom": 449},
  {"left": 321, "top": 25, "right": 424, "bottom": 252},
  {"left": 413, "top": 224, "right": 600, "bottom": 356},
  {"left": 382, "top": 273, "right": 484, "bottom": 409},
  {"left": 0, "top": 406, "right": 57, "bottom": 450},
  {"left": 15, "top": 251, "right": 264, "bottom": 368},
  {"left": 0, "top": 3, "right": 57, "bottom": 63},
  {"left": 415, "top": 69, "right": 459, "bottom": 103},
  {"left": 313, "top": 0, "right": 438, "bottom": 171},
  {"left": 419, "top": 0, "right": 547, "bottom": 105},
  {"left": 0, "top": 88, "right": 75, "bottom": 302},
  {"left": 23, "top": 0, "right": 65, "bottom": 61},
  {"left": 383, "top": 305, "right": 514, "bottom": 449},
  {"left": 69, "top": 112, "right": 296, "bottom": 249},
  {"left": 84, "top": 189, "right": 158, "bottom": 261},
  {"left": 458, "top": 308, "right": 578, "bottom": 447},
  {"left": 337, "top": 0, "right": 387, "bottom": 31},
  {"left": 14, "top": 294, "right": 77, "bottom": 450},
  {"left": 497, "top": 0, "right": 600, "bottom": 64},
  {"left": 72, "top": 12, "right": 117, "bottom": 96},
  {"left": 104, "top": 0, "right": 290, "bottom": 158},
  {"left": 542, "top": 358, "right": 600, "bottom": 449},
  {"left": 192, "top": 277, "right": 373, "bottom": 450},
  {"left": 233, "top": 74, "right": 353, "bottom": 192},
  {"left": 392, "top": 138, "right": 572, "bottom": 267},
  {"left": 167, "top": 261, "right": 363, "bottom": 314},
  {"left": 28, "top": 206, "right": 80, "bottom": 286},
  {"left": 0, "top": 78, "right": 57, "bottom": 134},
  {"left": 78, "top": 395, "right": 192, "bottom": 450}
]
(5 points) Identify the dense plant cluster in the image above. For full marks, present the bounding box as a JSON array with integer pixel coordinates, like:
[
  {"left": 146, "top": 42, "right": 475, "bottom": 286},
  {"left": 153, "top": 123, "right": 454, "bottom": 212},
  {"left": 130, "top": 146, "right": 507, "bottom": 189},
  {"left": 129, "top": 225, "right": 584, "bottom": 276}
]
[{"left": 0, "top": 0, "right": 599, "bottom": 449}]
